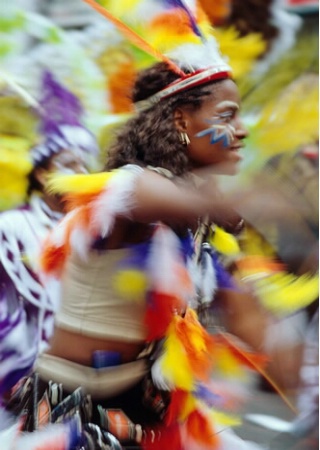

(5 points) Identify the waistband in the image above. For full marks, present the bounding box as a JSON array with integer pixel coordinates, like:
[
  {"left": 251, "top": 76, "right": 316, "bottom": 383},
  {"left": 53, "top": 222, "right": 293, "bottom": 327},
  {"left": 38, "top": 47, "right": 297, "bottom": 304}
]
[{"left": 35, "top": 353, "right": 148, "bottom": 400}]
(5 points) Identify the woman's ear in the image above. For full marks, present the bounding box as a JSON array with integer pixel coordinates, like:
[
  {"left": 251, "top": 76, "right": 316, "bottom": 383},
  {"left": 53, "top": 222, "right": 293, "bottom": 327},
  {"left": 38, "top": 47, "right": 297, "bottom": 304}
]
[{"left": 173, "top": 108, "right": 188, "bottom": 133}]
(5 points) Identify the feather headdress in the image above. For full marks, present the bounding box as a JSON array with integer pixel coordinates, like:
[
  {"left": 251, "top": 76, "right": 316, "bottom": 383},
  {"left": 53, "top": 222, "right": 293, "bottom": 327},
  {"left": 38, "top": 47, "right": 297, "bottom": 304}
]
[
  {"left": 30, "top": 71, "right": 99, "bottom": 167},
  {"left": 83, "top": 0, "right": 232, "bottom": 110}
]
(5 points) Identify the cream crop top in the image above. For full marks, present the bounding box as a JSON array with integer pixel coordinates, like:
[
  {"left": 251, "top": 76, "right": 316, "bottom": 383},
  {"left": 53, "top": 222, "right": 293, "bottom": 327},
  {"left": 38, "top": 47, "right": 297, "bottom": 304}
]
[{"left": 55, "top": 249, "right": 147, "bottom": 342}]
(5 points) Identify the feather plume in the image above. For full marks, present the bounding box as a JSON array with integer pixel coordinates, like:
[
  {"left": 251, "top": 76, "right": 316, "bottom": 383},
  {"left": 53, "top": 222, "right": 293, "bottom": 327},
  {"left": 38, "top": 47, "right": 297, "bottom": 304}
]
[
  {"left": 147, "top": 225, "right": 194, "bottom": 299},
  {"left": 175, "top": 309, "right": 214, "bottom": 381},
  {"left": 236, "top": 255, "right": 285, "bottom": 277},
  {"left": 210, "top": 409, "right": 241, "bottom": 427},
  {"left": 165, "top": 389, "right": 189, "bottom": 425},
  {"left": 209, "top": 225, "right": 240, "bottom": 256},
  {"left": 213, "top": 27, "right": 266, "bottom": 80},
  {"left": 82, "top": 0, "right": 185, "bottom": 77},
  {"left": 185, "top": 409, "right": 219, "bottom": 448},
  {"left": 254, "top": 272, "right": 319, "bottom": 316},
  {"left": 144, "top": 292, "right": 185, "bottom": 341},
  {"left": 214, "top": 344, "right": 247, "bottom": 379},
  {"left": 163, "top": 0, "right": 206, "bottom": 41},
  {"left": 151, "top": 357, "right": 172, "bottom": 391},
  {"left": 160, "top": 319, "right": 194, "bottom": 390},
  {"left": 178, "top": 391, "right": 198, "bottom": 422},
  {"left": 46, "top": 171, "right": 114, "bottom": 195},
  {"left": 40, "top": 240, "right": 69, "bottom": 277},
  {"left": 216, "top": 333, "right": 268, "bottom": 372},
  {"left": 112, "top": 269, "right": 148, "bottom": 301},
  {"left": 235, "top": 255, "right": 319, "bottom": 315},
  {"left": 42, "top": 167, "right": 143, "bottom": 274},
  {"left": 95, "top": 0, "right": 229, "bottom": 70}
]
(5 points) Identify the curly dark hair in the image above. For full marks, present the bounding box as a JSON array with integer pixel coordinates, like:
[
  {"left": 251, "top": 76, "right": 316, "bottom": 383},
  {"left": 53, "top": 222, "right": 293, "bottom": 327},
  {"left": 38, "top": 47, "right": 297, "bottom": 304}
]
[{"left": 105, "top": 62, "right": 227, "bottom": 176}]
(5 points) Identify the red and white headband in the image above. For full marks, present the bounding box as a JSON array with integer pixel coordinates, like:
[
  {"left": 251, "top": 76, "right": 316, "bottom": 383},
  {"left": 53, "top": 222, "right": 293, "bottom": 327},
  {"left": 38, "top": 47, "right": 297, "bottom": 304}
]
[{"left": 134, "top": 64, "right": 233, "bottom": 111}]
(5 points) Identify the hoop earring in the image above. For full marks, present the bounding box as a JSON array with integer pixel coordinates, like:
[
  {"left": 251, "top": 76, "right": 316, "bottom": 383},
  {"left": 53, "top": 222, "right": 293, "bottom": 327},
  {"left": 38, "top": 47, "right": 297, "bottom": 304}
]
[{"left": 180, "top": 132, "right": 190, "bottom": 146}]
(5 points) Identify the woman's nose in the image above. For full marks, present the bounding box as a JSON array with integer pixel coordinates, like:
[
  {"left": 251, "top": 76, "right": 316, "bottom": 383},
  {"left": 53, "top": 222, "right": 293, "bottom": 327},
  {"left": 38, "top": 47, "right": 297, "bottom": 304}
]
[{"left": 235, "top": 118, "right": 249, "bottom": 139}]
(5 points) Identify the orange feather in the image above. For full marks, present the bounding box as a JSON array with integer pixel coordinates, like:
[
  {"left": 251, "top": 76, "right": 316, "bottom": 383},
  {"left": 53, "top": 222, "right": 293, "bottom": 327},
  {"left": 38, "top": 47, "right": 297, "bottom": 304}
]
[
  {"left": 40, "top": 241, "right": 68, "bottom": 277},
  {"left": 62, "top": 192, "right": 101, "bottom": 211},
  {"left": 109, "top": 61, "right": 136, "bottom": 113},
  {"left": 175, "top": 310, "right": 214, "bottom": 382},
  {"left": 41, "top": 204, "right": 94, "bottom": 276},
  {"left": 186, "top": 409, "right": 219, "bottom": 448},
  {"left": 150, "top": 10, "right": 196, "bottom": 37}
]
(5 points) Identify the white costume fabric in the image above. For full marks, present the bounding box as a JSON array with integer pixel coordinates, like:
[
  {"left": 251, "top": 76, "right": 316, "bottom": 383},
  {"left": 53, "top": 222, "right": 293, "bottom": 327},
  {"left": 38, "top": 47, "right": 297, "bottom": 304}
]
[{"left": 0, "top": 193, "right": 62, "bottom": 354}]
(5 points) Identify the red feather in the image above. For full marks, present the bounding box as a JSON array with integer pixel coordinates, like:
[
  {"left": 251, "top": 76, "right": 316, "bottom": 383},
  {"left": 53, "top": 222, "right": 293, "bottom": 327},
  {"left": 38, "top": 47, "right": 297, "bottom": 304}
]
[
  {"left": 165, "top": 389, "right": 188, "bottom": 426},
  {"left": 40, "top": 242, "right": 68, "bottom": 277},
  {"left": 144, "top": 292, "right": 185, "bottom": 341}
]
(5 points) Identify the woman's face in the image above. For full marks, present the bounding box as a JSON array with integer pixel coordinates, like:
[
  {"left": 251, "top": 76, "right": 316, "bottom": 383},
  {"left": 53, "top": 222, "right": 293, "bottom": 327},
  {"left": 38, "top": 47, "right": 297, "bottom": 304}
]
[{"left": 179, "top": 79, "right": 248, "bottom": 175}]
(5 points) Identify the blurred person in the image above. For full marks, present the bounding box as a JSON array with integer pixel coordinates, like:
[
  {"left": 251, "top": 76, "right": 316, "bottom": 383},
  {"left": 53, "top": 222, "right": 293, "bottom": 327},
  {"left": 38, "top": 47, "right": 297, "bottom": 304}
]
[
  {"left": 34, "top": 63, "right": 262, "bottom": 449},
  {"left": 0, "top": 71, "right": 99, "bottom": 400}
]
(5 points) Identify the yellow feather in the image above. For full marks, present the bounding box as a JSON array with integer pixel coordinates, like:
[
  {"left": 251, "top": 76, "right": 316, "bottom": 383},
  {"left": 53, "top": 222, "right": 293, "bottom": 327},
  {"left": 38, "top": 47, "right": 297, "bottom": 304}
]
[
  {"left": 239, "top": 225, "right": 277, "bottom": 258},
  {"left": 255, "top": 272, "right": 319, "bottom": 316},
  {"left": 112, "top": 269, "right": 148, "bottom": 301},
  {"left": 46, "top": 171, "right": 116, "bottom": 195},
  {"left": 161, "top": 321, "right": 194, "bottom": 391},
  {"left": 213, "top": 27, "right": 266, "bottom": 80},
  {"left": 215, "top": 345, "right": 246, "bottom": 379},
  {"left": 0, "top": 135, "right": 32, "bottom": 210},
  {"left": 149, "top": 31, "right": 200, "bottom": 54},
  {"left": 179, "top": 393, "right": 197, "bottom": 421},
  {"left": 209, "top": 225, "right": 240, "bottom": 255},
  {"left": 211, "top": 410, "right": 241, "bottom": 427}
]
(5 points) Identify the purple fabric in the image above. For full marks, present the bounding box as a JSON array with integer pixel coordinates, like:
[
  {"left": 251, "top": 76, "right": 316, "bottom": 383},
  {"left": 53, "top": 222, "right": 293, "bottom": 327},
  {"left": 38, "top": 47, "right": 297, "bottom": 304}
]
[{"left": 0, "top": 291, "right": 38, "bottom": 397}]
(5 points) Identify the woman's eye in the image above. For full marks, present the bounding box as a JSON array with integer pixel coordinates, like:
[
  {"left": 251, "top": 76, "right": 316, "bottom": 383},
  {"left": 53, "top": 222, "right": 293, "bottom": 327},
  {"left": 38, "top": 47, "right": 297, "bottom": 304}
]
[{"left": 218, "top": 111, "right": 233, "bottom": 122}]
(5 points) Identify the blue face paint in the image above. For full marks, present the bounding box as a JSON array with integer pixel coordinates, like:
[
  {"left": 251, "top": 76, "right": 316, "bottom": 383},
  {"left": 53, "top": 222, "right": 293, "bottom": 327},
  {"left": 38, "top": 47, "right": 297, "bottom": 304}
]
[{"left": 196, "top": 117, "right": 235, "bottom": 148}]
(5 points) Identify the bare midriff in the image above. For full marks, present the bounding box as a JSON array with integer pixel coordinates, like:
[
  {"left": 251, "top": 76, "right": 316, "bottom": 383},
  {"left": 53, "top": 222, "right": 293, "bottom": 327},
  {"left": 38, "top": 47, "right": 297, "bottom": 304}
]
[{"left": 47, "top": 327, "right": 146, "bottom": 366}]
